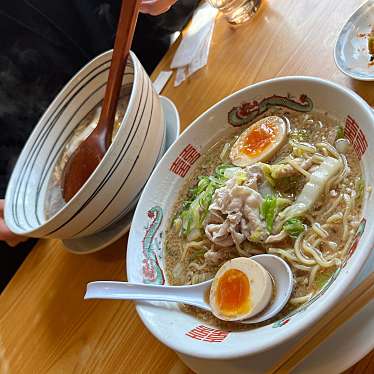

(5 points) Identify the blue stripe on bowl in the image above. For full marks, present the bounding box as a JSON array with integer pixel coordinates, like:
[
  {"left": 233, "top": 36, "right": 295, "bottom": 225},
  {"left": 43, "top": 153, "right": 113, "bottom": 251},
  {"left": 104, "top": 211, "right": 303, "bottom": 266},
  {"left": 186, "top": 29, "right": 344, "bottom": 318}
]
[
  {"left": 35, "top": 81, "right": 133, "bottom": 224},
  {"left": 12, "top": 59, "right": 120, "bottom": 227},
  {"left": 68, "top": 83, "right": 156, "bottom": 237},
  {"left": 12, "top": 58, "right": 135, "bottom": 230},
  {"left": 102, "top": 118, "right": 167, "bottom": 230},
  {"left": 26, "top": 70, "right": 134, "bottom": 227},
  {"left": 44, "top": 69, "right": 150, "bottom": 236}
]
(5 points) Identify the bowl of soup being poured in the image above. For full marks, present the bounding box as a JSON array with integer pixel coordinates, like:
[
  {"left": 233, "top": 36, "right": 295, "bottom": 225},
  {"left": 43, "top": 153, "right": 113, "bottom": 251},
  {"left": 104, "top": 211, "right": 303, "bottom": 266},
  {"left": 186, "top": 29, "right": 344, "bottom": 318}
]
[
  {"left": 126, "top": 76, "right": 374, "bottom": 360},
  {"left": 4, "top": 50, "right": 165, "bottom": 239}
]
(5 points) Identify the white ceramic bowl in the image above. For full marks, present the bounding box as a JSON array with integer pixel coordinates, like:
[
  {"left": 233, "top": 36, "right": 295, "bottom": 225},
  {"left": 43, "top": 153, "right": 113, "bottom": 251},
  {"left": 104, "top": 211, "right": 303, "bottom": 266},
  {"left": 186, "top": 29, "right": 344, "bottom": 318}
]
[
  {"left": 127, "top": 76, "right": 374, "bottom": 359},
  {"left": 5, "top": 51, "right": 165, "bottom": 239}
]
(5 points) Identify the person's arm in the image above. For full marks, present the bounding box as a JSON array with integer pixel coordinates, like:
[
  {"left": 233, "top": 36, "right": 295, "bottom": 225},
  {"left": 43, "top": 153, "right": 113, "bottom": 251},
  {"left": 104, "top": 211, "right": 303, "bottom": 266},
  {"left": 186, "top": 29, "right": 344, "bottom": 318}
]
[
  {"left": 0, "top": 200, "right": 26, "bottom": 247},
  {"left": 140, "top": 0, "right": 177, "bottom": 16}
]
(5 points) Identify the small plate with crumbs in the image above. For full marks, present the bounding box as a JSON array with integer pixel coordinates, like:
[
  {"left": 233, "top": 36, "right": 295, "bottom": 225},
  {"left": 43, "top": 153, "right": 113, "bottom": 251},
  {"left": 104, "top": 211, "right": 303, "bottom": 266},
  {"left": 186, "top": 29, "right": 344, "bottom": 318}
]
[{"left": 334, "top": 0, "right": 374, "bottom": 81}]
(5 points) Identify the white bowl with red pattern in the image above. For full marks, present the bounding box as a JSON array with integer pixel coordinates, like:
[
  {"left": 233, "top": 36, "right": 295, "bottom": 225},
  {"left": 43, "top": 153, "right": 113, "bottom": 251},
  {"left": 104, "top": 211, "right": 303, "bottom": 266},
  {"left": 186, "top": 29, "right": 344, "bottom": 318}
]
[{"left": 127, "top": 76, "right": 374, "bottom": 359}]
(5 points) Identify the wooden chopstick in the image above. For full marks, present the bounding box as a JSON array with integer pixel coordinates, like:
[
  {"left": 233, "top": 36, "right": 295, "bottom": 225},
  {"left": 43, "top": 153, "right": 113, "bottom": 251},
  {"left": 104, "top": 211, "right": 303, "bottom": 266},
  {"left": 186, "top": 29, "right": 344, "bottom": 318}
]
[{"left": 267, "top": 272, "right": 374, "bottom": 374}]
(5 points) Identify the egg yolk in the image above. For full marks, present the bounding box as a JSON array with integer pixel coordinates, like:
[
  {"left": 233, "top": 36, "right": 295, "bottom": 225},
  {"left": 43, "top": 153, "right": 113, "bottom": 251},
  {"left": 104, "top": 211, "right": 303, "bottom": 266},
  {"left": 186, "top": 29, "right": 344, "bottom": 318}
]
[
  {"left": 240, "top": 122, "right": 277, "bottom": 157},
  {"left": 216, "top": 269, "right": 251, "bottom": 316}
]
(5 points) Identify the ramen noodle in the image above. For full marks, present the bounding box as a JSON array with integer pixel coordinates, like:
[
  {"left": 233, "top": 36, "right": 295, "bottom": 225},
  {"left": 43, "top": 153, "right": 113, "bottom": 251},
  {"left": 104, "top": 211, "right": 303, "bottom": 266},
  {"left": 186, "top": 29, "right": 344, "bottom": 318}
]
[{"left": 164, "top": 107, "right": 364, "bottom": 329}]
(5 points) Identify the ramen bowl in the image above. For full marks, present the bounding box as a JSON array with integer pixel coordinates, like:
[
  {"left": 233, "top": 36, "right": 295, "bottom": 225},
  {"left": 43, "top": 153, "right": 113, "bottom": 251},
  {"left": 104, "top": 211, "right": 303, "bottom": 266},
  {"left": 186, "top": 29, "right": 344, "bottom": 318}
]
[
  {"left": 4, "top": 51, "right": 165, "bottom": 239},
  {"left": 127, "top": 76, "right": 374, "bottom": 359}
]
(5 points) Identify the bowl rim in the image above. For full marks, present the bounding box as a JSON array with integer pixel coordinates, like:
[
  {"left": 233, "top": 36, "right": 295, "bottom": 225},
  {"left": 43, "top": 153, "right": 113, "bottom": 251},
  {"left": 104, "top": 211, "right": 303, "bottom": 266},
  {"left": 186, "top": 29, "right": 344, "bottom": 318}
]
[
  {"left": 128, "top": 75, "right": 374, "bottom": 359},
  {"left": 5, "top": 50, "right": 151, "bottom": 236}
]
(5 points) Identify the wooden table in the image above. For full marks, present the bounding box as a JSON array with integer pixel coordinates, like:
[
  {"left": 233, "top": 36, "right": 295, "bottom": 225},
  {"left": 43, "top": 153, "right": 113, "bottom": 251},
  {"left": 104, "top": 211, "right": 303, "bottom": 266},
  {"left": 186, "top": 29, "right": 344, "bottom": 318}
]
[{"left": 1, "top": 0, "right": 374, "bottom": 372}]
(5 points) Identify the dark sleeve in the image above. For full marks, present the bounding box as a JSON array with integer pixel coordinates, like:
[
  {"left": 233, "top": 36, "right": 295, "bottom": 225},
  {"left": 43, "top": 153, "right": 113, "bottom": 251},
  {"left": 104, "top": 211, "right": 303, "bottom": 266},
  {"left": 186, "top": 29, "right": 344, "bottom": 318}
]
[
  {"left": 0, "top": 239, "right": 37, "bottom": 293},
  {"left": 0, "top": 5, "right": 87, "bottom": 198},
  {"left": 71, "top": 0, "right": 200, "bottom": 73},
  {"left": 142, "top": 0, "right": 200, "bottom": 35}
]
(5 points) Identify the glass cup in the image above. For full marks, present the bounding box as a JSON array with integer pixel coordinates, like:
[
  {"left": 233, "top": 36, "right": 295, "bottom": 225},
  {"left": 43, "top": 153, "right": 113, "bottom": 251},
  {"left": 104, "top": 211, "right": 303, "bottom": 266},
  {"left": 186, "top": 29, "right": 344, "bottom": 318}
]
[{"left": 208, "top": 0, "right": 262, "bottom": 25}]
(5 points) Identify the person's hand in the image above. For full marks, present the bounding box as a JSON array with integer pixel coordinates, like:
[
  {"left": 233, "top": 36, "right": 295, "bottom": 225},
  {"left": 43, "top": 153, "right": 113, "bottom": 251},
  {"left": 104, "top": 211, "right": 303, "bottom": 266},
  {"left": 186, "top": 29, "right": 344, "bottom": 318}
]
[
  {"left": 140, "top": 0, "right": 177, "bottom": 16},
  {"left": 0, "top": 200, "right": 27, "bottom": 247}
]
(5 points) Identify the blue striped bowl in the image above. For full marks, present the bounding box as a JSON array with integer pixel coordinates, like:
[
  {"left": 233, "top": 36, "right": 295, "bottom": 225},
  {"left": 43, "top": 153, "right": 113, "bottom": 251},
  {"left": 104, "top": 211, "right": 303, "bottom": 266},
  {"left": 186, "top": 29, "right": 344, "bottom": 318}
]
[{"left": 4, "top": 51, "right": 165, "bottom": 239}]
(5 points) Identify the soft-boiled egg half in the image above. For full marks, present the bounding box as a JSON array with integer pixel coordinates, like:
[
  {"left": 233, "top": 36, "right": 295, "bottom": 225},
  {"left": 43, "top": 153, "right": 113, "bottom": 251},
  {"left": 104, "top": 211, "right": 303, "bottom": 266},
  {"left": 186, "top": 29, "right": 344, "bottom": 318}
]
[
  {"left": 229, "top": 116, "right": 287, "bottom": 167},
  {"left": 209, "top": 257, "right": 273, "bottom": 321}
]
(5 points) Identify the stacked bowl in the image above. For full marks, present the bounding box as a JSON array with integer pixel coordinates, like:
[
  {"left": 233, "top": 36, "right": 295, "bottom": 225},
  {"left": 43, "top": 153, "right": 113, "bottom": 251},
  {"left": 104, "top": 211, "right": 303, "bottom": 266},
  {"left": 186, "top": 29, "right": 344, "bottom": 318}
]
[{"left": 5, "top": 51, "right": 165, "bottom": 240}]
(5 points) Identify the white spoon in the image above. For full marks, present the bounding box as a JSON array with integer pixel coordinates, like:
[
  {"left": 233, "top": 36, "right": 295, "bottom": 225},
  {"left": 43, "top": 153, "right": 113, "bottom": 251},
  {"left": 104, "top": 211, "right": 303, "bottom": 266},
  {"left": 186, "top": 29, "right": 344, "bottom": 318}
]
[{"left": 85, "top": 254, "right": 294, "bottom": 324}]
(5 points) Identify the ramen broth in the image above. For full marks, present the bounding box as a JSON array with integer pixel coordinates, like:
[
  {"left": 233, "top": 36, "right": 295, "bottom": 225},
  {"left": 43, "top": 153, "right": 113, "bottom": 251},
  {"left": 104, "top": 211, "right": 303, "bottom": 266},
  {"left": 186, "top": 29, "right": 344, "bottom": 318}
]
[{"left": 164, "top": 108, "right": 364, "bottom": 329}]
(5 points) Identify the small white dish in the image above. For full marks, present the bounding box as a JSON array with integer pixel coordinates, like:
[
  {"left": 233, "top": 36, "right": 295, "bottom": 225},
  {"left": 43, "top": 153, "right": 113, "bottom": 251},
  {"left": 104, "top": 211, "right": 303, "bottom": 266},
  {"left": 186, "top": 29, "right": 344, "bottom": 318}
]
[
  {"left": 334, "top": 0, "right": 374, "bottom": 81},
  {"left": 62, "top": 96, "right": 180, "bottom": 254}
]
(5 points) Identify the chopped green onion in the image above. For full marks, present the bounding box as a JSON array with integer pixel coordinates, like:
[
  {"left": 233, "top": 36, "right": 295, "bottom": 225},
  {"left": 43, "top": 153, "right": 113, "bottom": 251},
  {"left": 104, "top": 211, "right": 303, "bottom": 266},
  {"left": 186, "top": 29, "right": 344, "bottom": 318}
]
[
  {"left": 174, "top": 163, "right": 234, "bottom": 238},
  {"left": 261, "top": 195, "right": 277, "bottom": 232},
  {"left": 260, "top": 195, "right": 292, "bottom": 233},
  {"left": 283, "top": 217, "right": 305, "bottom": 237},
  {"left": 215, "top": 164, "right": 232, "bottom": 180}
]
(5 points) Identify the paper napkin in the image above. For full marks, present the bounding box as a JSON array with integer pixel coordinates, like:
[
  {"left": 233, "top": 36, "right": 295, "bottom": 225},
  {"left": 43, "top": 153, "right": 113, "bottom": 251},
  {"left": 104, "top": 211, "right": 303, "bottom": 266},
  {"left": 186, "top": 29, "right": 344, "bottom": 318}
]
[{"left": 170, "top": 2, "right": 218, "bottom": 86}]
